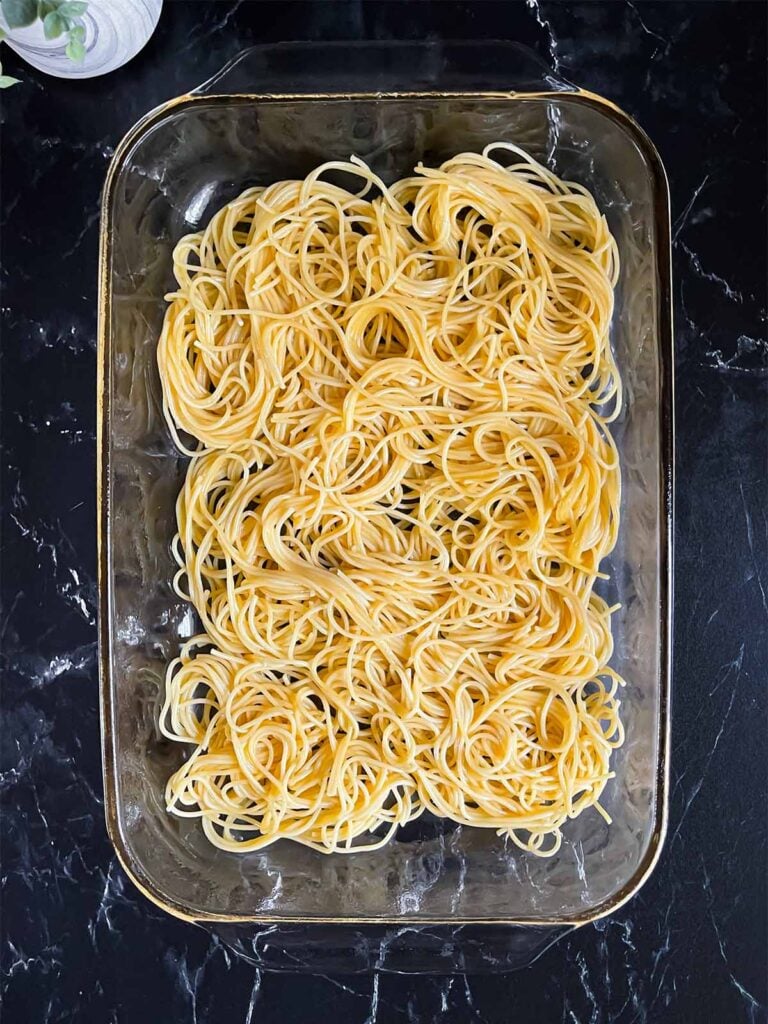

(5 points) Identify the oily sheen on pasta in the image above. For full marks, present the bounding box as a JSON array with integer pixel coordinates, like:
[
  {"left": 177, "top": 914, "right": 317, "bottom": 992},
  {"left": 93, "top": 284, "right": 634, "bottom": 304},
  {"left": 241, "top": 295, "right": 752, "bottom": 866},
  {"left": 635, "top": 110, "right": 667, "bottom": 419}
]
[{"left": 157, "top": 143, "right": 625, "bottom": 857}]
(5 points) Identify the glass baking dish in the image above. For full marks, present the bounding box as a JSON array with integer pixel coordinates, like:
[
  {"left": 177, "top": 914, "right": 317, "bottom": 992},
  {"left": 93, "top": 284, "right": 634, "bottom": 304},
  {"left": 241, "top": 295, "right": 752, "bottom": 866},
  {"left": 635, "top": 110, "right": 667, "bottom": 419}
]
[{"left": 97, "top": 41, "right": 673, "bottom": 935}]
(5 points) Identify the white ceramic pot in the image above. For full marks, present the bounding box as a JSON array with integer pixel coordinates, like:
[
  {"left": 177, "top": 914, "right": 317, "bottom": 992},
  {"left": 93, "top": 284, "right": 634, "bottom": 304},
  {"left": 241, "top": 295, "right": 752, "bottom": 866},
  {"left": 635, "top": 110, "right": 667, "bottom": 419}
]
[{"left": 1, "top": 0, "right": 162, "bottom": 79}]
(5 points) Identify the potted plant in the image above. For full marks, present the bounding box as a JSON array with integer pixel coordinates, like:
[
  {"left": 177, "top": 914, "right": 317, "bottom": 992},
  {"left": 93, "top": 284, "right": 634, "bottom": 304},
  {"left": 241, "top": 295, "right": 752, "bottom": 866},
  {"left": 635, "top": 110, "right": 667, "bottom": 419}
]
[{"left": 0, "top": 0, "right": 161, "bottom": 81}]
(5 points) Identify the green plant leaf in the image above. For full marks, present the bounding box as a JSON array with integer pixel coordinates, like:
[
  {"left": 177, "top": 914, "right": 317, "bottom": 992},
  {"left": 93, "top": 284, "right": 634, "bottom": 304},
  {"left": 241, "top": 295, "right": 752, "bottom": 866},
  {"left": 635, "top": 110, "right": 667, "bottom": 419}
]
[
  {"left": 0, "top": 26, "right": 5, "bottom": 39},
  {"left": 43, "top": 9, "right": 65, "bottom": 37},
  {"left": 69, "top": 21, "right": 83, "bottom": 41},
  {"left": 2, "top": 0, "right": 38, "bottom": 29},
  {"left": 58, "top": 0, "right": 86, "bottom": 15},
  {"left": 37, "top": 0, "right": 56, "bottom": 17},
  {"left": 0, "top": 73, "right": 21, "bottom": 87},
  {"left": 65, "top": 33, "right": 85, "bottom": 62}
]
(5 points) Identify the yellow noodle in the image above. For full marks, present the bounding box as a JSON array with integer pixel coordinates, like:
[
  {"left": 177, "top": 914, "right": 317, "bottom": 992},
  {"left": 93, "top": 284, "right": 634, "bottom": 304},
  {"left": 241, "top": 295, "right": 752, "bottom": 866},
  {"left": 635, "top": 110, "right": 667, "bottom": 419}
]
[{"left": 157, "top": 144, "right": 624, "bottom": 856}]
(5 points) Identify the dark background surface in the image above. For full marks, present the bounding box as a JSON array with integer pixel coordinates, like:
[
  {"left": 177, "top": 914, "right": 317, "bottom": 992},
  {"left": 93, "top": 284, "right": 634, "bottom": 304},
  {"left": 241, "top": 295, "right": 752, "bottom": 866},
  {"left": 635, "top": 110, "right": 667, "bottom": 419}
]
[{"left": 2, "top": 2, "right": 767, "bottom": 1021}]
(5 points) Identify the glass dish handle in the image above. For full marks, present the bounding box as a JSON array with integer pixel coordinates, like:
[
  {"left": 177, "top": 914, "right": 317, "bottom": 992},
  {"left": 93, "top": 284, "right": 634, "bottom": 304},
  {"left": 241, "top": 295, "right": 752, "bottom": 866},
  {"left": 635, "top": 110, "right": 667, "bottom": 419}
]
[
  {"left": 206, "top": 921, "right": 574, "bottom": 974},
  {"left": 192, "top": 40, "right": 575, "bottom": 97}
]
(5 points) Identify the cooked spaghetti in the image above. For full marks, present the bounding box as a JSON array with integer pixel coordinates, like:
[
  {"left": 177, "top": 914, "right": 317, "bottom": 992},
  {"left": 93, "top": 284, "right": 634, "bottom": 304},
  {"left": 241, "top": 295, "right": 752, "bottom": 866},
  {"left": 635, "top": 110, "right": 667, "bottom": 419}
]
[{"left": 157, "top": 143, "right": 624, "bottom": 856}]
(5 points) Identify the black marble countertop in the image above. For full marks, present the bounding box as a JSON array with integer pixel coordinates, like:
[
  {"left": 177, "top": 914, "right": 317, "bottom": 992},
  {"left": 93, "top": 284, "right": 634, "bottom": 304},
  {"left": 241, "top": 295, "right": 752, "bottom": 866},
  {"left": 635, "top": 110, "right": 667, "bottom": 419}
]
[{"left": 2, "top": 2, "right": 767, "bottom": 1021}]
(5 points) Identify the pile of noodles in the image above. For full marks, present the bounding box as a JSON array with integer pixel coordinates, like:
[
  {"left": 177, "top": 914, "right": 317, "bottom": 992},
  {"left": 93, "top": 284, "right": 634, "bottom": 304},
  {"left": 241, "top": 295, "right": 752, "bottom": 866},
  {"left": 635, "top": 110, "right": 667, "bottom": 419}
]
[{"left": 156, "top": 144, "right": 624, "bottom": 856}]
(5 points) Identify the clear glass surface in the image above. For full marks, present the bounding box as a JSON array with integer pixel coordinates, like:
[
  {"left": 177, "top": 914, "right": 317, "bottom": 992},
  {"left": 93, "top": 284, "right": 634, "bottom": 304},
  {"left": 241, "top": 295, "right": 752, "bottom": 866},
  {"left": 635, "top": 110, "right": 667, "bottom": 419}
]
[{"left": 98, "top": 43, "right": 672, "bottom": 936}]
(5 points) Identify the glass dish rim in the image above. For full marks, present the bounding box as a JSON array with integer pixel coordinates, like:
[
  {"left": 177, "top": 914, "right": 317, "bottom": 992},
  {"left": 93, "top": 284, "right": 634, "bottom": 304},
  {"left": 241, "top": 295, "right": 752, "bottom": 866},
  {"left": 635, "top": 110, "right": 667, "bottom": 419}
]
[{"left": 97, "top": 81, "right": 674, "bottom": 927}]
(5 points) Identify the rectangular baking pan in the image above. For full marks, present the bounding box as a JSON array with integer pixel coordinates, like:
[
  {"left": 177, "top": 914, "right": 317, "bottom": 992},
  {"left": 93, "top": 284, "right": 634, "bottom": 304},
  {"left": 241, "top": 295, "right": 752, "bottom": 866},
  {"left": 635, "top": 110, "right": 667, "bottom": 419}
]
[{"left": 97, "top": 40, "right": 673, "bottom": 926}]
